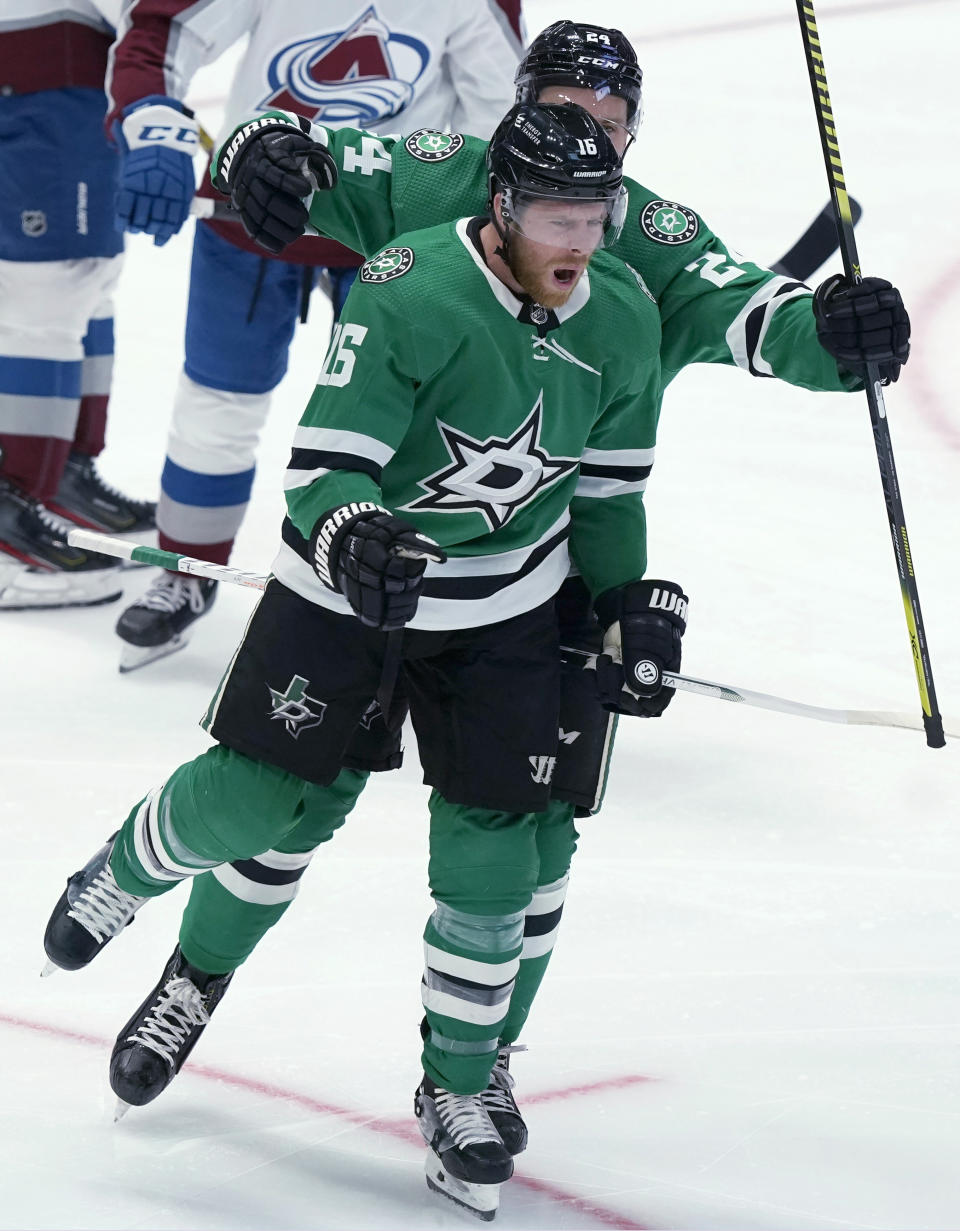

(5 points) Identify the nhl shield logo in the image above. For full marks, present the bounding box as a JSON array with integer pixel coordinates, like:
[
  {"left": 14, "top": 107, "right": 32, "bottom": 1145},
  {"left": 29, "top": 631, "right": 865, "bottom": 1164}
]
[
  {"left": 640, "top": 200, "right": 699, "bottom": 245},
  {"left": 360, "top": 247, "right": 415, "bottom": 283},
  {"left": 21, "top": 210, "right": 47, "bottom": 238},
  {"left": 404, "top": 130, "right": 464, "bottom": 162}
]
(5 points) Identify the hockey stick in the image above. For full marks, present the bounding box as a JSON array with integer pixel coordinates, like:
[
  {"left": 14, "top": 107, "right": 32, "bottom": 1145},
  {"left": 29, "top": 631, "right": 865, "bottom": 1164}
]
[
  {"left": 659, "top": 671, "right": 957, "bottom": 738},
  {"left": 770, "top": 197, "right": 861, "bottom": 281},
  {"left": 188, "top": 196, "right": 858, "bottom": 282},
  {"left": 68, "top": 529, "right": 956, "bottom": 739},
  {"left": 795, "top": 1, "right": 945, "bottom": 748}
]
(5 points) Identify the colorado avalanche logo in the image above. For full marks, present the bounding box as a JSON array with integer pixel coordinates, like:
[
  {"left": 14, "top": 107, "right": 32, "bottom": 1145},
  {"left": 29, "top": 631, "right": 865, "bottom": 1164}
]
[{"left": 260, "top": 5, "right": 431, "bottom": 126}]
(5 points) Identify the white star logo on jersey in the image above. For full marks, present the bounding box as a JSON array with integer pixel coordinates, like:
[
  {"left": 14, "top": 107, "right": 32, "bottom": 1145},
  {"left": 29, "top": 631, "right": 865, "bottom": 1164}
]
[{"left": 401, "top": 393, "right": 578, "bottom": 532}]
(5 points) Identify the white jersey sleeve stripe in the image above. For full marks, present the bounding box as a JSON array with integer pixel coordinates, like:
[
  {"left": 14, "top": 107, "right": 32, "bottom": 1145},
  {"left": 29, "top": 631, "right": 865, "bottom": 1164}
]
[
  {"left": 725, "top": 278, "right": 812, "bottom": 377},
  {"left": 291, "top": 426, "right": 396, "bottom": 468}
]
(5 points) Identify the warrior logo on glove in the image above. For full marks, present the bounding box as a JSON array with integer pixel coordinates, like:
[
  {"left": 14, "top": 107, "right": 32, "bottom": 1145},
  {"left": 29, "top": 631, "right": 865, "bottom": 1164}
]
[
  {"left": 593, "top": 579, "right": 689, "bottom": 718},
  {"left": 310, "top": 502, "right": 446, "bottom": 631}
]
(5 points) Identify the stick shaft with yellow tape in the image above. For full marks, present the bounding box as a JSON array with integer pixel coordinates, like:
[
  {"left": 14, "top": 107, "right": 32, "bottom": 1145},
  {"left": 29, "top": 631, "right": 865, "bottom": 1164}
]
[{"left": 795, "top": 0, "right": 945, "bottom": 748}]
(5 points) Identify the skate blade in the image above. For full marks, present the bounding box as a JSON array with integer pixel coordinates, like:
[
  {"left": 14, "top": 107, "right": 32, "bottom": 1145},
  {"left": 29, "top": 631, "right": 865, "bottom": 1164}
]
[
  {"left": 40, "top": 959, "right": 61, "bottom": 978},
  {"left": 113, "top": 1098, "right": 132, "bottom": 1123},
  {"left": 0, "top": 559, "right": 122, "bottom": 610},
  {"left": 118, "top": 635, "right": 189, "bottom": 674},
  {"left": 424, "top": 1153, "right": 501, "bottom": 1221}
]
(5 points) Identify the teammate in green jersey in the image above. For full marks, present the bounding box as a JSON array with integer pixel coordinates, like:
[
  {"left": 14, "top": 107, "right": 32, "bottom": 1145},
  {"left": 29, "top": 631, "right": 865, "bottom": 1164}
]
[
  {"left": 41, "top": 24, "right": 911, "bottom": 1205},
  {"left": 214, "top": 21, "right": 907, "bottom": 399},
  {"left": 43, "top": 102, "right": 690, "bottom": 1217}
]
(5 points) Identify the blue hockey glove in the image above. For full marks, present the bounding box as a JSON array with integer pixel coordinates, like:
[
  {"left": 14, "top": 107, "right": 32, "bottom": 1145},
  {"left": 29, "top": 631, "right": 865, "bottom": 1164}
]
[
  {"left": 310, "top": 502, "right": 446, "bottom": 631},
  {"left": 115, "top": 95, "right": 199, "bottom": 246},
  {"left": 593, "top": 579, "right": 688, "bottom": 717},
  {"left": 814, "top": 274, "right": 910, "bottom": 385}
]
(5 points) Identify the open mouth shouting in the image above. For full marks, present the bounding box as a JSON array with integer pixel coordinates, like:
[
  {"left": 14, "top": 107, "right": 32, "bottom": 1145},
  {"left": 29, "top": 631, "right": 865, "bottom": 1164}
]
[{"left": 552, "top": 265, "right": 581, "bottom": 288}]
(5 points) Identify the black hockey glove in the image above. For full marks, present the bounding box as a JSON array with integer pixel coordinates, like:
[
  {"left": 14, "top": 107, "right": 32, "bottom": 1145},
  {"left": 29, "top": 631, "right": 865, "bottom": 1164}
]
[
  {"left": 813, "top": 274, "right": 910, "bottom": 385},
  {"left": 593, "top": 579, "right": 688, "bottom": 718},
  {"left": 309, "top": 502, "right": 446, "bottom": 631},
  {"left": 212, "top": 115, "right": 337, "bottom": 254}
]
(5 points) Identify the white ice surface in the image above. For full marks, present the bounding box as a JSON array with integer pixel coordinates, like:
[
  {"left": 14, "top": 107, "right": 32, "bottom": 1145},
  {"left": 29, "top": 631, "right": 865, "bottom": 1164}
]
[{"left": 2, "top": 2, "right": 959, "bottom": 1228}]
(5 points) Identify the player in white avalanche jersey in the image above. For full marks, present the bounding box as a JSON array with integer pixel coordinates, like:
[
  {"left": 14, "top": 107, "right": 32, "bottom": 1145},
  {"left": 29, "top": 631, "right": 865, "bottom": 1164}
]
[{"left": 106, "top": 0, "right": 523, "bottom": 665}]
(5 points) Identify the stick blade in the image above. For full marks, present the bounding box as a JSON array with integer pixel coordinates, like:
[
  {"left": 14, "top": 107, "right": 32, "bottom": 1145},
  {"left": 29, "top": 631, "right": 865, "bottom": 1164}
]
[{"left": 770, "top": 197, "right": 862, "bottom": 281}]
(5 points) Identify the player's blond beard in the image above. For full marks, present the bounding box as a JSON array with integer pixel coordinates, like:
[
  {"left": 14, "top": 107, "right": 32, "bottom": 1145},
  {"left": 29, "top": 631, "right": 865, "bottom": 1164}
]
[{"left": 507, "top": 232, "right": 587, "bottom": 310}]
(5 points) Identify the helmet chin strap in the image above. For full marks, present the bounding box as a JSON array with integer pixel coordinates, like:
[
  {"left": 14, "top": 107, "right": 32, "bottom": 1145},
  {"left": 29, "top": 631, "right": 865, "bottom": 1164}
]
[{"left": 490, "top": 203, "right": 512, "bottom": 265}]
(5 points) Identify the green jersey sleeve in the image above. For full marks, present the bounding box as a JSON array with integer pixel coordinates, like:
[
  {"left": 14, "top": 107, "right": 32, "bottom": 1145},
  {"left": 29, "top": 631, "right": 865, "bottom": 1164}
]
[
  {"left": 613, "top": 185, "right": 861, "bottom": 394},
  {"left": 284, "top": 277, "right": 421, "bottom": 539},
  {"left": 567, "top": 384, "right": 656, "bottom": 599},
  {"left": 215, "top": 114, "right": 857, "bottom": 399}
]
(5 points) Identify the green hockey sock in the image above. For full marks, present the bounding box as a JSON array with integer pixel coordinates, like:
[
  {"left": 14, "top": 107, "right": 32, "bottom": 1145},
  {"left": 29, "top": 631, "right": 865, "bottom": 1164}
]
[{"left": 178, "top": 767, "right": 368, "bottom": 973}]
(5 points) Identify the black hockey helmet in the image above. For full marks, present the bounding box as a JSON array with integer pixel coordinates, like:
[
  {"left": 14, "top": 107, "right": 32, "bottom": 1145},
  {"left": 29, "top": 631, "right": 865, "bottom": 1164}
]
[
  {"left": 515, "top": 21, "right": 643, "bottom": 143},
  {"left": 486, "top": 103, "right": 628, "bottom": 249}
]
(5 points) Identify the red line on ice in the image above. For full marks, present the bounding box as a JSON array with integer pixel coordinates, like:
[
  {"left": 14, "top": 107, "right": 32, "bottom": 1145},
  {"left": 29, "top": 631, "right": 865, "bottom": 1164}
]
[
  {"left": 0, "top": 1010, "right": 652, "bottom": 1230},
  {"left": 903, "top": 256, "right": 960, "bottom": 451}
]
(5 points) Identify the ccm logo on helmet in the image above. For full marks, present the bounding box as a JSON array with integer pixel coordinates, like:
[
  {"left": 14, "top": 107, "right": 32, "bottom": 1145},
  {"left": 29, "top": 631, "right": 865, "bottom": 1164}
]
[{"left": 577, "top": 55, "right": 619, "bottom": 69}]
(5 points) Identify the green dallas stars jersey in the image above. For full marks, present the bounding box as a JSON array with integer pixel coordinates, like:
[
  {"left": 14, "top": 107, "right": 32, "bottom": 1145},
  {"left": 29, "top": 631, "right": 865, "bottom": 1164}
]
[
  {"left": 217, "top": 112, "right": 859, "bottom": 396},
  {"left": 274, "top": 217, "right": 662, "bottom": 631}
]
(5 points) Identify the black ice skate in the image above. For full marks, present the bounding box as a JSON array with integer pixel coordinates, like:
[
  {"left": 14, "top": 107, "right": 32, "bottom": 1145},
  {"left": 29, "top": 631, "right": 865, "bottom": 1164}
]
[
  {"left": 415, "top": 1073, "right": 514, "bottom": 1221},
  {"left": 42, "top": 833, "right": 148, "bottom": 975},
  {"left": 482, "top": 1046, "right": 528, "bottom": 1156},
  {"left": 0, "top": 478, "right": 122, "bottom": 609},
  {"left": 48, "top": 452, "right": 157, "bottom": 543},
  {"left": 115, "top": 572, "right": 217, "bottom": 672},
  {"left": 110, "top": 945, "right": 234, "bottom": 1120}
]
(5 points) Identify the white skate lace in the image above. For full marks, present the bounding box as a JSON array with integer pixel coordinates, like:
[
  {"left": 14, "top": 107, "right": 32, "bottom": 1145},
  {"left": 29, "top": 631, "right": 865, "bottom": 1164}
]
[
  {"left": 126, "top": 977, "right": 211, "bottom": 1065},
  {"left": 34, "top": 502, "right": 72, "bottom": 537},
  {"left": 434, "top": 1089, "right": 503, "bottom": 1149},
  {"left": 482, "top": 1044, "right": 526, "bottom": 1115},
  {"left": 135, "top": 575, "right": 206, "bottom": 615},
  {"left": 66, "top": 864, "right": 144, "bottom": 943}
]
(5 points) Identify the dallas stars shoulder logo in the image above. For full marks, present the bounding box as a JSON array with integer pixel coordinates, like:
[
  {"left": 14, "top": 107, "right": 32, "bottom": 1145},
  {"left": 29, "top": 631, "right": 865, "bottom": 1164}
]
[
  {"left": 404, "top": 130, "right": 464, "bottom": 162},
  {"left": 401, "top": 392, "right": 578, "bottom": 532},
  {"left": 360, "top": 246, "right": 415, "bottom": 283},
  {"left": 640, "top": 200, "right": 699, "bottom": 245},
  {"left": 267, "top": 675, "right": 327, "bottom": 739}
]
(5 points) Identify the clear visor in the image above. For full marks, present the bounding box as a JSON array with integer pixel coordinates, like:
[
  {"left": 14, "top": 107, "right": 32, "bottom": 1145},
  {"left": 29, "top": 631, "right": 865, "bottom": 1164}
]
[
  {"left": 519, "top": 82, "right": 641, "bottom": 155},
  {"left": 501, "top": 186, "right": 628, "bottom": 252}
]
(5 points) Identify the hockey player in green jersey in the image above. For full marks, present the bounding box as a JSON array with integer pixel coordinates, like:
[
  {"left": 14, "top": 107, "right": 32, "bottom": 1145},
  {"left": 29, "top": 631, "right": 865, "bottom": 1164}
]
[
  {"left": 212, "top": 20, "right": 908, "bottom": 399},
  {"left": 43, "top": 102, "right": 689, "bottom": 1217},
  {"left": 41, "top": 21, "right": 911, "bottom": 1176}
]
